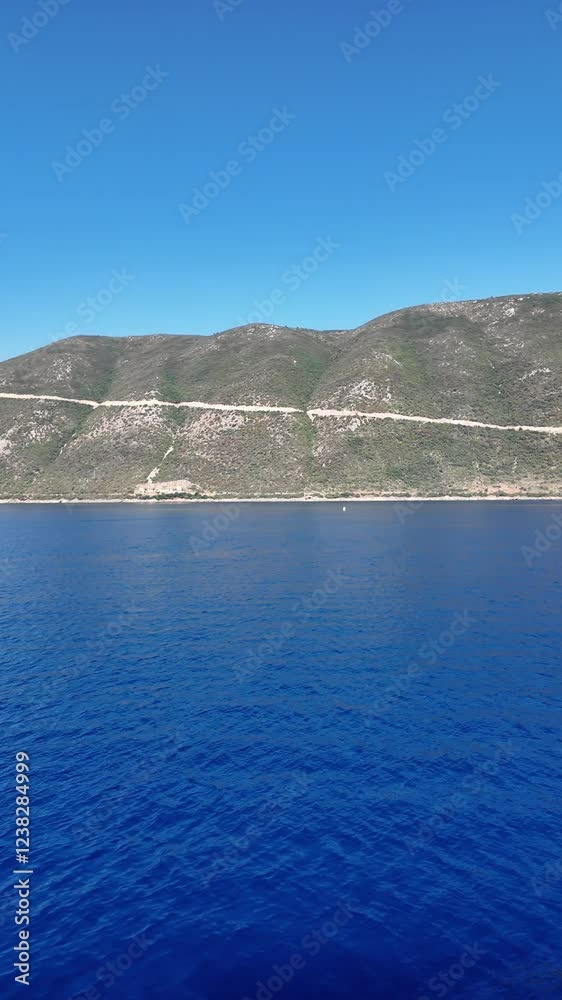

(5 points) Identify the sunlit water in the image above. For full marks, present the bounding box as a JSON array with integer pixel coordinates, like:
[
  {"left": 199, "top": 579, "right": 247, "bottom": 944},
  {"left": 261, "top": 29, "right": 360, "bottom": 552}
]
[{"left": 1, "top": 501, "right": 561, "bottom": 999}]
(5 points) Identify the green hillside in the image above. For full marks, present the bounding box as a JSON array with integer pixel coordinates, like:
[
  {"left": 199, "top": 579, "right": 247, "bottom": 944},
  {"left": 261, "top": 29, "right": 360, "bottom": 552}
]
[{"left": 0, "top": 292, "right": 560, "bottom": 499}]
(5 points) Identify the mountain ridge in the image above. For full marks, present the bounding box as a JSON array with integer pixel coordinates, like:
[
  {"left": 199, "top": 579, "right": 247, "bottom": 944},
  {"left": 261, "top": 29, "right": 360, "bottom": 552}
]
[{"left": 1, "top": 291, "right": 561, "bottom": 500}]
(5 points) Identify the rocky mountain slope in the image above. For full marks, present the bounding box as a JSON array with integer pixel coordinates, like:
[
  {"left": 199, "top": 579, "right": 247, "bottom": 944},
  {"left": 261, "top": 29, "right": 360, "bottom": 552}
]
[{"left": 1, "top": 292, "right": 561, "bottom": 499}]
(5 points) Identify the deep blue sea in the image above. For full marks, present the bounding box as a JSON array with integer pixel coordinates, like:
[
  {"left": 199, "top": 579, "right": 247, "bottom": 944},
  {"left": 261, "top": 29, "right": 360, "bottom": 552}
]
[{"left": 1, "top": 501, "right": 561, "bottom": 1000}]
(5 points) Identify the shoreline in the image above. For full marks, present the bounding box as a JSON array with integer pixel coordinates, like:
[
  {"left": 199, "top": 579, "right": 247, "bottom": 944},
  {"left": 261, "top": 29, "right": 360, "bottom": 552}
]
[{"left": 1, "top": 495, "right": 562, "bottom": 505}]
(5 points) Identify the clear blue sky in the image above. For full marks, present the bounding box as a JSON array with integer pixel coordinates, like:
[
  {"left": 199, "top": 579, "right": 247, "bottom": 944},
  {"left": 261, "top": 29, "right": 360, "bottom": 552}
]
[{"left": 1, "top": 0, "right": 560, "bottom": 360}]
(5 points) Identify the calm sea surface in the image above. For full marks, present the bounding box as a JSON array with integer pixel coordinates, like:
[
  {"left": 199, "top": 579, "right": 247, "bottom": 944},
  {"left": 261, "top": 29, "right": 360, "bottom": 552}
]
[{"left": 0, "top": 502, "right": 561, "bottom": 1000}]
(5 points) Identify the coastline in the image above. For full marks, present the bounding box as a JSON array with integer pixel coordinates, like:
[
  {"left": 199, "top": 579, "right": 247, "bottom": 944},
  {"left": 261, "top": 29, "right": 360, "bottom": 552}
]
[{"left": 1, "top": 495, "right": 562, "bottom": 505}]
